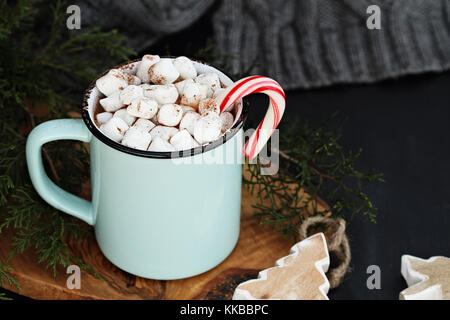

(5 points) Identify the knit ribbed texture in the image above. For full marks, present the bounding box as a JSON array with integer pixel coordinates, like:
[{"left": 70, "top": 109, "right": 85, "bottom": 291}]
[
  {"left": 214, "top": 0, "right": 450, "bottom": 89},
  {"left": 79, "top": 0, "right": 215, "bottom": 50},
  {"left": 79, "top": 0, "right": 450, "bottom": 90}
]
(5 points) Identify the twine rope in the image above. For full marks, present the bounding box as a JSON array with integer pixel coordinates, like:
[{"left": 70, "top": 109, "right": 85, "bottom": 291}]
[{"left": 299, "top": 216, "right": 351, "bottom": 289}]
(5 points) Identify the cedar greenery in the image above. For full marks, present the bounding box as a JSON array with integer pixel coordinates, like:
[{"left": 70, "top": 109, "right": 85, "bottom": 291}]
[
  {"left": 244, "top": 116, "right": 384, "bottom": 241},
  {"left": 0, "top": 292, "right": 12, "bottom": 300},
  {"left": 0, "top": 0, "right": 133, "bottom": 292},
  {"left": 0, "top": 0, "right": 383, "bottom": 298}
]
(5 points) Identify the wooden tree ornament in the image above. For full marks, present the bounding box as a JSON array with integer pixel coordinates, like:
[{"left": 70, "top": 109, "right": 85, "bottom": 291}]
[
  {"left": 400, "top": 255, "right": 450, "bottom": 300},
  {"left": 233, "top": 233, "right": 330, "bottom": 300}
]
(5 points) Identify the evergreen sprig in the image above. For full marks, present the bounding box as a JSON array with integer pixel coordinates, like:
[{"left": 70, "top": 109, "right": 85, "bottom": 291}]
[
  {"left": 0, "top": 292, "right": 12, "bottom": 300},
  {"left": 244, "top": 115, "right": 384, "bottom": 241},
  {"left": 0, "top": 0, "right": 134, "bottom": 291},
  {"left": 0, "top": 259, "right": 20, "bottom": 291},
  {"left": 0, "top": 0, "right": 384, "bottom": 298}
]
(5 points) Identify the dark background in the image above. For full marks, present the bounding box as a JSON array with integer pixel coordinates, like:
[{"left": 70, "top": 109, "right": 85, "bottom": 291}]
[
  {"left": 2, "top": 7, "right": 449, "bottom": 300},
  {"left": 1, "top": 72, "right": 449, "bottom": 301},
  {"left": 296, "top": 71, "right": 450, "bottom": 299},
  {"left": 231, "top": 71, "right": 450, "bottom": 300}
]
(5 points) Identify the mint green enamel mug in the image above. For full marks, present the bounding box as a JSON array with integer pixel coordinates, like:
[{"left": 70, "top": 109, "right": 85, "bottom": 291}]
[{"left": 26, "top": 59, "right": 248, "bottom": 280}]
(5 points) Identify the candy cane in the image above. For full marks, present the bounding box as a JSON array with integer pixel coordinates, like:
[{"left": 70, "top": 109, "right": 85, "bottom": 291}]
[{"left": 214, "top": 76, "right": 285, "bottom": 159}]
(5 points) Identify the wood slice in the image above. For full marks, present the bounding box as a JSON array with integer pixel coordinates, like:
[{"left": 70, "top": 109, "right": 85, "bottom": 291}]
[{"left": 0, "top": 184, "right": 329, "bottom": 300}]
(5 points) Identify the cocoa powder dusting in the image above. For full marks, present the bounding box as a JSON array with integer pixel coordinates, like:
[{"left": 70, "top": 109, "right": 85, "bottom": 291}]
[
  {"left": 203, "top": 99, "right": 216, "bottom": 111},
  {"left": 119, "top": 64, "right": 134, "bottom": 71},
  {"left": 148, "top": 67, "right": 166, "bottom": 84}
]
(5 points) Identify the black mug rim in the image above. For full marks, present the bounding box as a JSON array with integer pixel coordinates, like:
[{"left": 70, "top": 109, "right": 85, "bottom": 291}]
[{"left": 81, "top": 57, "right": 249, "bottom": 159}]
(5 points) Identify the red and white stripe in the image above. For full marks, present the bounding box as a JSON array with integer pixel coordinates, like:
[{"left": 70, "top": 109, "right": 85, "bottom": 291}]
[{"left": 214, "top": 76, "right": 285, "bottom": 159}]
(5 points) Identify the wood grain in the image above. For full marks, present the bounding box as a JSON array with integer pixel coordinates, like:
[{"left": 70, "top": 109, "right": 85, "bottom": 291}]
[
  {"left": 0, "top": 185, "right": 329, "bottom": 300},
  {"left": 234, "top": 233, "right": 330, "bottom": 300}
]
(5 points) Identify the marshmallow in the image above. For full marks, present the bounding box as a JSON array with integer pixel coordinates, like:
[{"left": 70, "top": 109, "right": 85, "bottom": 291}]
[
  {"left": 136, "top": 54, "right": 160, "bottom": 83},
  {"left": 143, "top": 84, "right": 178, "bottom": 105},
  {"left": 119, "top": 85, "right": 144, "bottom": 105},
  {"left": 118, "top": 64, "right": 137, "bottom": 75},
  {"left": 127, "top": 97, "right": 159, "bottom": 119},
  {"left": 148, "top": 136, "right": 175, "bottom": 152},
  {"left": 100, "top": 116, "right": 129, "bottom": 142},
  {"left": 170, "top": 129, "right": 200, "bottom": 151},
  {"left": 150, "top": 113, "right": 159, "bottom": 125},
  {"left": 133, "top": 118, "right": 155, "bottom": 132},
  {"left": 195, "top": 72, "right": 220, "bottom": 98},
  {"left": 198, "top": 98, "right": 220, "bottom": 115},
  {"left": 179, "top": 111, "right": 201, "bottom": 135},
  {"left": 148, "top": 59, "right": 180, "bottom": 84},
  {"left": 113, "top": 68, "right": 140, "bottom": 84},
  {"left": 96, "top": 68, "right": 143, "bottom": 97},
  {"left": 96, "top": 112, "right": 113, "bottom": 125},
  {"left": 99, "top": 91, "right": 125, "bottom": 112},
  {"left": 180, "top": 82, "right": 208, "bottom": 108},
  {"left": 150, "top": 125, "right": 179, "bottom": 141},
  {"left": 96, "top": 55, "right": 235, "bottom": 152},
  {"left": 121, "top": 127, "right": 152, "bottom": 151},
  {"left": 157, "top": 104, "right": 183, "bottom": 127},
  {"left": 114, "top": 108, "right": 136, "bottom": 126},
  {"left": 181, "top": 105, "right": 195, "bottom": 114},
  {"left": 220, "top": 112, "right": 234, "bottom": 133},
  {"left": 194, "top": 112, "right": 222, "bottom": 144},
  {"left": 173, "top": 56, "right": 197, "bottom": 80},
  {"left": 140, "top": 83, "right": 151, "bottom": 90},
  {"left": 118, "top": 69, "right": 141, "bottom": 86},
  {"left": 213, "top": 87, "right": 226, "bottom": 98},
  {"left": 174, "top": 78, "right": 194, "bottom": 95},
  {"left": 96, "top": 70, "right": 129, "bottom": 96}
]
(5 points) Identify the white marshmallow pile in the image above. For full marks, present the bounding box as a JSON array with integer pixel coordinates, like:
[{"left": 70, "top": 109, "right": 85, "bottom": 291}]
[{"left": 95, "top": 55, "right": 237, "bottom": 152}]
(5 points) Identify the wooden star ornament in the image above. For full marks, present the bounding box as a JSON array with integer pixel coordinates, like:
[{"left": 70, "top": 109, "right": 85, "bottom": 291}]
[
  {"left": 400, "top": 255, "right": 450, "bottom": 300},
  {"left": 233, "top": 233, "right": 330, "bottom": 300}
]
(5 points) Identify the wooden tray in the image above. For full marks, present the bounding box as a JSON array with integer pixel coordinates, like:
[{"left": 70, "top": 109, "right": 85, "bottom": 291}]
[{"left": 0, "top": 186, "right": 328, "bottom": 300}]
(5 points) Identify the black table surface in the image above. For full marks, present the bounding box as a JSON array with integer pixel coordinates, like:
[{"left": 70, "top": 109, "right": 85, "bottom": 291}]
[
  {"left": 1, "top": 71, "right": 449, "bottom": 300},
  {"left": 287, "top": 71, "right": 450, "bottom": 300},
  {"left": 295, "top": 72, "right": 450, "bottom": 300}
]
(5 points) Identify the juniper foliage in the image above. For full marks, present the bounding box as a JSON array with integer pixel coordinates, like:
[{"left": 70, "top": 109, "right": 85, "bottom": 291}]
[
  {"left": 244, "top": 116, "right": 384, "bottom": 241},
  {"left": 0, "top": 0, "right": 134, "bottom": 290},
  {"left": 0, "top": 0, "right": 383, "bottom": 296}
]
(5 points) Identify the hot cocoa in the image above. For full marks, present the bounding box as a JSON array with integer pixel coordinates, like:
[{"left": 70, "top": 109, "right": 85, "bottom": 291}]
[{"left": 95, "top": 55, "right": 237, "bottom": 152}]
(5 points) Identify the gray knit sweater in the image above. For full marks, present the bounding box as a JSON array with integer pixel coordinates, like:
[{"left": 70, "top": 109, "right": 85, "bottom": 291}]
[{"left": 80, "top": 0, "right": 450, "bottom": 90}]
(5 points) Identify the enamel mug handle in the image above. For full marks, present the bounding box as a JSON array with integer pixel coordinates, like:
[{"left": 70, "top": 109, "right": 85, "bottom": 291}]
[{"left": 26, "top": 119, "right": 94, "bottom": 225}]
